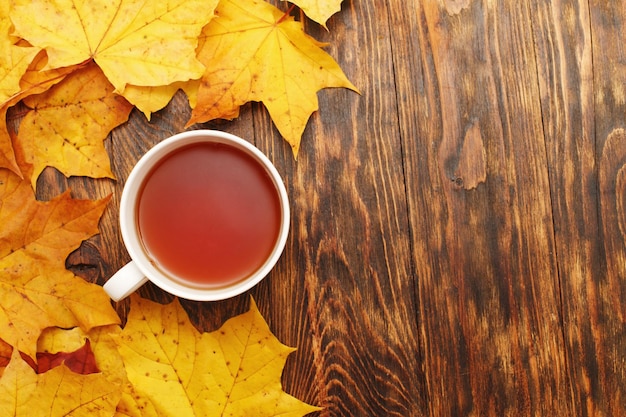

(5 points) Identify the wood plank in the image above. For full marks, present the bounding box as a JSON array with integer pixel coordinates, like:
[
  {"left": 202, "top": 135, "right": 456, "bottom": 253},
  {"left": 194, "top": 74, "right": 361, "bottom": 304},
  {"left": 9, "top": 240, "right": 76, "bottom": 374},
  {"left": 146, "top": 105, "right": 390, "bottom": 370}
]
[
  {"left": 392, "top": 1, "right": 571, "bottom": 414},
  {"left": 250, "top": 0, "right": 427, "bottom": 414},
  {"left": 529, "top": 0, "right": 626, "bottom": 414},
  {"left": 585, "top": 1, "right": 626, "bottom": 414},
  {"left": 533, "top": 1, "right": 626, "bottom": 414}
]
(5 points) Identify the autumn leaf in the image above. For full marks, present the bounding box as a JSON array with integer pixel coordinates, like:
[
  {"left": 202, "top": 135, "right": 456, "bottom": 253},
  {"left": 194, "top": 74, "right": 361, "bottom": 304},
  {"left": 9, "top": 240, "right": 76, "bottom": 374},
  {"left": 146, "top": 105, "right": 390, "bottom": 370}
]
[
  {"left": 288, "top": 0, "right": 345, "bottom": 27},
  {"left": 0, "top": 338, "right": 10, "bottom": 371},
  {"left": 1, "top": 51, "right": 97, "bottom": 177},
  {"left": 0, "top": 2, "right": 39, "bottom": 105},
  {"left": 0, "top": 168, "right": 110, "bottom": 269},
  {"left": 188, "top": 0, "right": 358, "bottom": 157},
  {"left": 37, "top": 339, "right": 100, "bottom": 375},
  {"left": 38, "top": 325, "right": 129, "bottom": 387},
  {"left": 9, "top": 0, "right": 218, "bottom": 93},
  {"left": 0, "top": 349, "right": 121, "bottom": 416},
  {"left": 14, "top": 62, "right": 133, "bottom": 189},
  {"left": 0, "top": 2, "right": 39, "bottom": 175},
  {"left": 1, "top": 51, "right": 89, "bottom": 177},
  {"left": 121, "top": 79, "right": 200, "bottom": 120},
  {"left": 0, "top": 107, "right": 19, "bottom": 175},
  {"left": 201, "top": 297, "right": 322, "bottom": 417},
  {"left": 115, "top": 295, "right": 320, "bottom": 417},
  {"left": 37, "top": 325, "right": 168, "bottom": 416},
  {"left": 114, "top": 295, "right": 211, "bottom": 416},
  {"left": 18, "top": 51, "right": 82, "bottom": 100},
  {"left": 0, "top": 169, "right": 120, "bottom": 357},
  {"left": 38, "top": 327, "right": 90, "bottom": 356}
]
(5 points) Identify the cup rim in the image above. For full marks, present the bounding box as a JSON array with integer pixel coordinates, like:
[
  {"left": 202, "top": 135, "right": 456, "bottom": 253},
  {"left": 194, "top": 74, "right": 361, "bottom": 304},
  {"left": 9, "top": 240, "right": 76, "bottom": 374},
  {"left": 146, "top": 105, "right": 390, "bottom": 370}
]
[{"left": 119, "top": 129, "right": 290, "bottom": 301}]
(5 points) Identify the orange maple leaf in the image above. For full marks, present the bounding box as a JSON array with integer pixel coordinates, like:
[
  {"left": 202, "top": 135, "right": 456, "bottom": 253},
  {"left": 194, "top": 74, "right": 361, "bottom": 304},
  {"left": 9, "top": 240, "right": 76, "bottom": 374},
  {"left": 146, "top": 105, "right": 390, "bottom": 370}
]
[
  {"left": 14, "top": 63, "right": 133, "bottom": 190},
  {"left": 187, "top": 0, "right": 358, "bottom": 157},
  {"left": 0, "top": 169, "right": 120, "bottom": 358}
]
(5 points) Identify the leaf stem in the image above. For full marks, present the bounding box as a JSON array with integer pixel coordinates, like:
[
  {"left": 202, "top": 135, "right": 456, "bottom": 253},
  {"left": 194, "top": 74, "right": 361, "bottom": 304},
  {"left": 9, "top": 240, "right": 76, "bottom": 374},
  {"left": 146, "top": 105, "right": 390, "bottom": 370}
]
[{"left": 277, "top": 4, "right": 296, "bottom": 24}]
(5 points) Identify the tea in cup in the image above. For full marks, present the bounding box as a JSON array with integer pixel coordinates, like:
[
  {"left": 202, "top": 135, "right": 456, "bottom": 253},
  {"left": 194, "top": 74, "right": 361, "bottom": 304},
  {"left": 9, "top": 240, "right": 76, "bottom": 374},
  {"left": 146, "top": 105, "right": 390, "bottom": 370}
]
[{"left": 103, "top": 130, "right": 290, "bottom": 301}]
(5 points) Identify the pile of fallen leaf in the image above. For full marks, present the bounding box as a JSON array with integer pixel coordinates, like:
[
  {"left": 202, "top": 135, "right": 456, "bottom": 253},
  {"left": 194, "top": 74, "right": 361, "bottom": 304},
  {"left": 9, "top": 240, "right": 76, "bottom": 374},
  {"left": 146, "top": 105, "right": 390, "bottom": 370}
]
[
  {"left": 0, "top": 0, "right": 357, "bottom": 414},
  {"left": 0, "top": 295, "right": 321, "bottom": 415},
  {"left": 1, "top": 0, "right": 357, "bottom": 187}
]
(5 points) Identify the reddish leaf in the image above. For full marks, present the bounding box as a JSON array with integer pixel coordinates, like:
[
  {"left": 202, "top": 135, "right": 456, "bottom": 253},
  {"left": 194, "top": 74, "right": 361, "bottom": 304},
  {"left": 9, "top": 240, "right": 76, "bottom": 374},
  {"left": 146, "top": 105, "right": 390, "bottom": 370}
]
[
  {"left": 0, "top": 339, "right": 11, "bottom": 369},
  {"left": 37, "top": 339, "right": 100, "bottom": 375}
]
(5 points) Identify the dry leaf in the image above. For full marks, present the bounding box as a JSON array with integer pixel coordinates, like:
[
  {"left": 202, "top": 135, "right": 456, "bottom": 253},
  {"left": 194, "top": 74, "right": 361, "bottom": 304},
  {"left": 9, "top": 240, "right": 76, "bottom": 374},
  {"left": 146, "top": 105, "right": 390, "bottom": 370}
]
[
  {"left": 0, "top": 349, "right": 121, "bottom": 416},
  {"left": 0, "top": 168, "right": 110, "bottom": 269},
  {"left": 1, "top": 52, "right": 93, "bottom": 176},
  {"left": 15, "top": 63, "right": 133, "bottom": 189},
  {"left": 0, "top": 3, "right": 39, "bottom": 174},
  {"left": 188, "top": 0, "right": 358, "bottom": 157},
  {"left": 0, "top": 2, "right": 39, "bottom": 105},
  {"left": 120, "top": 84, "right": 182, "bottom": 120},
  {"left": 0, "top": 338, "right": 11, "bottom": 371},
  {"left": 114, "top": 295, "right": 209, "bottom": 416},
  {"left": 9, "top": 0, "right": 218, "bottom": 93},
  {"left": 18, "top": 51, "right": 82, "bottom": 99},
  {"left": 201, "top": 297, "right": 322, "bottom": 416},
  {"left": 38, "top": 327, "right": 90, "bottom": 355},
  {"left": 37, "top": 339, "right": 100, "bottom": 375},
  {"left": 115, "top": 295, "right": 320, "bottom": 417},
  {"left": 115, "top": 386, "right": 161, "bottom": 417},
  {"left": 288, "top": 0, "right": 344, "bottom": 27},
  {"left": 38, "top": 325, "right": 128, "bottom": 387},
  {"left": 0, "top": 106, "right": 19, "bottom": 175},
  {"left": 37, "top": 325, "right": 161, "bottom": 416},
  {"left": 121, "top": 79, "right": 200, "bottom": 120},
  {"left": 0, "top": 169, "right": 120, "bottom": 357}
]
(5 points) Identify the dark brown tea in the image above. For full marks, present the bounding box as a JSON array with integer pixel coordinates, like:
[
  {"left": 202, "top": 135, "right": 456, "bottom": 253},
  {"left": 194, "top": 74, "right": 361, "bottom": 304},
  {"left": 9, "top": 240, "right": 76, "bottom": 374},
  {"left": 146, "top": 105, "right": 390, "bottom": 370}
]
[{"left": 136, "top": 141, "right": 282, "bottom": 287}]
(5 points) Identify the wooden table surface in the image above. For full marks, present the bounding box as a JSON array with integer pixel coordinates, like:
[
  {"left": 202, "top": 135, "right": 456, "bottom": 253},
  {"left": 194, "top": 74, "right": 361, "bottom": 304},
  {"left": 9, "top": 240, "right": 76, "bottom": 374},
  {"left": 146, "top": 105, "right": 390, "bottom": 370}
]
[{"left": 40, "top": 0, "right": 626, "bottom": 416}]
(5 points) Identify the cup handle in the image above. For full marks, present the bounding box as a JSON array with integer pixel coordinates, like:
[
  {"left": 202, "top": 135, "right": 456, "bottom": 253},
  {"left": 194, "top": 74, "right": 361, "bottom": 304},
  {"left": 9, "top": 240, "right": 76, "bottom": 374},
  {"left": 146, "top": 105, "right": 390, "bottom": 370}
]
[{"left": 103, "top": 261, "right": 149, "bottom": 301}]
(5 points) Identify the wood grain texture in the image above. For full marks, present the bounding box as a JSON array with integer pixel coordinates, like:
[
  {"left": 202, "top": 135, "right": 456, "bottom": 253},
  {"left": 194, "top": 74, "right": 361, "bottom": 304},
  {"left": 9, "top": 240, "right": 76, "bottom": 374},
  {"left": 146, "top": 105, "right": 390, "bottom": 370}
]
[
  {"left": 20, "top": 0, "right": 625, "bottom": 415},
  {"left": 532, "top": 0, "right": 626, "bottom": 415},
  {"left": 392, "top": 0, "right": 569, "bottom": 415}
]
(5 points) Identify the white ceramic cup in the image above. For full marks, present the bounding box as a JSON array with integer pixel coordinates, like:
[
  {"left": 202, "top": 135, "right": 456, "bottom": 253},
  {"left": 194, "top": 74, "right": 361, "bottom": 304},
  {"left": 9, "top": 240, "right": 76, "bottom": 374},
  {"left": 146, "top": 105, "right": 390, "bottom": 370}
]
[{"left": 103, "top": 130, "right": 290, "bottom": 301}]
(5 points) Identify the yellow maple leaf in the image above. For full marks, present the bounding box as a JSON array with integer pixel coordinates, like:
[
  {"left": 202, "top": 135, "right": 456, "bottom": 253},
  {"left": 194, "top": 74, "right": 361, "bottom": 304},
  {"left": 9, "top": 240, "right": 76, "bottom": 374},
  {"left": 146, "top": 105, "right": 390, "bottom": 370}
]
[
  {"left": 115, "top": 295, "right": 320, "bottom": 417},
  {"left": 0, "top": 3, "right": 43, "bottom": 175},
  {"left": 18, "top": 52, "right": 81, "bottom": 100},
  {"left": 121, "top": 79, "right": 200, "bottom": 120},
  {"left": 187, "top": 0, "right": 358, "bottom": 157},
  {"left": 0, "top": 349, "right": 121, "bottom": 416},
  {"left": 0, "top": 2, "right": 39, "bottom": 105},
  {"left": 0, "top": 169, "right": 120, "bottom": 357},
  {"left": 288, "top": 0, "right": 345, "bottom": 27},
  {"left": 9, "top": 0, "right": 218, "bottom": 93},
  {"left": 201, "top": 297, "right": 322, "bottom": 417},
  {"left": 14, "top": 62, "right": 133, "bottom": 189},
  {"left": 0, "top": 51, "right": 87, "bottom": 177},
  {"left": 114, "top": 295, "right": 212, "bottom": 416}
]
